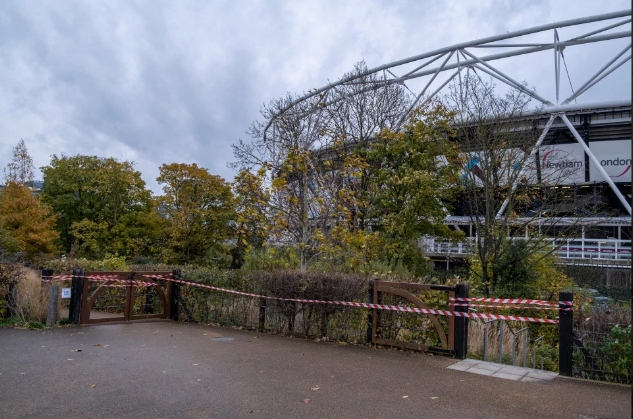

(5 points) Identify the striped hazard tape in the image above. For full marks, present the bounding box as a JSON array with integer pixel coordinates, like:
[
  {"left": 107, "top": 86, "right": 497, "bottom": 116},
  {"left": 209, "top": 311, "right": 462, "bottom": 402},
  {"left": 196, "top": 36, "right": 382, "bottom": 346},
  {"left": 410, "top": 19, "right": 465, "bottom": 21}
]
[
  {"left": 143, "top": 275, "right": 561, "bottom": 324},
  {"left": 40, "top": 273, "right": 563, "bottom": 323},
  {"left": 42, "top": 275, "right": 164, "bottom": 287},
  {"left": 449, "top": 297, "right": 572, "bottom": 307},
  {"left": 42, "top": 275, "right": 123, "bottom": 282},
  {"left": 451, "top": 303, "right": 566, "bottom": 311}
]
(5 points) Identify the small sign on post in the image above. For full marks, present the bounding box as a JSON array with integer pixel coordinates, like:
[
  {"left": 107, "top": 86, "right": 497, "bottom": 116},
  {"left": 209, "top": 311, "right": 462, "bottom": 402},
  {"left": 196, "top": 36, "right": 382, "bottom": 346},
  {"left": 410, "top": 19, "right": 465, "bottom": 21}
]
[{"left": 61, "top": 288, "right": 71, "bottom": 299}]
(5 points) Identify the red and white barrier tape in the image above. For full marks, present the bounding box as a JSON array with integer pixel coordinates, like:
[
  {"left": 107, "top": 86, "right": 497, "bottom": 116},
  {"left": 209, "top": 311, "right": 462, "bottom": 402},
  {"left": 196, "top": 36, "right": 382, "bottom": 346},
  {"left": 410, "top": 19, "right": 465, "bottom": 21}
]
[
  {"left": 41, "top": 273, "right": 563, "bottom": 323},
  {"left": 451, "top": 303, "right": 568, "bottom": 311},
  {"left": 42, "top": 275, "right": 123, "bottom": 282},
  {"left": 449, "top": 297, "right": 572, "bottom": 307},
  {"left": 92, "top": 281, "right": 159, "bottom": 288},
  {"left": 158, "top": 276, "right": 560, "bottom": 324},
  {"left": 42, "top": 275, "right": 163, "bottom": 286}
]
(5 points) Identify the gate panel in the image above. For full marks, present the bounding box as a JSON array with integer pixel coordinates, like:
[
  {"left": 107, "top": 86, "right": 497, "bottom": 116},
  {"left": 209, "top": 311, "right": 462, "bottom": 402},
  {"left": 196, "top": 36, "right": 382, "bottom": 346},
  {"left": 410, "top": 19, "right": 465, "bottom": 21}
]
[
  {"left": 80, "top": 271, "right": 173, "bottom": 324},
  {"left": 372, "top": 281, "right": 456, "bottom": 355}
]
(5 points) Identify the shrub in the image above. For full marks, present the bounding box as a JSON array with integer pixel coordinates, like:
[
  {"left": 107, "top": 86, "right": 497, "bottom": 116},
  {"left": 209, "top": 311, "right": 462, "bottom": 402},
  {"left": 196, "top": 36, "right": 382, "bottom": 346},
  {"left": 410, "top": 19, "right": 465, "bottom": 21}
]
[
  {"left": 44, "top": 254, "right": 129, "bottom": 274},
  {"left": 242, "top": 246, "right": 300, "bottom": 271},
  {"left": 14, "top": 267, "right": 48, "bottom": 322}
]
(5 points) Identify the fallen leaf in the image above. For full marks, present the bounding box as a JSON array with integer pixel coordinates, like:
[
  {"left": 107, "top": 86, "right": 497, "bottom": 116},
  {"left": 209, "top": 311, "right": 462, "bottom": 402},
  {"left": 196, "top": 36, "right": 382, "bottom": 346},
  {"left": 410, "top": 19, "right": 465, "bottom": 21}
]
[
  {"left": 402, "top": 396, "right": 409, "bottom": 399},
  {"left": 91, "top": 384, "right": 97, "bottom": 388},
  {"left": 303, "top": 399, "right": 310, "bottom": 403},
  {"left": 310, "top": 386, "right": 320, "bottom": 391},
  {"left": 93, "top": 344, "right": 101, "bottom": 347}
]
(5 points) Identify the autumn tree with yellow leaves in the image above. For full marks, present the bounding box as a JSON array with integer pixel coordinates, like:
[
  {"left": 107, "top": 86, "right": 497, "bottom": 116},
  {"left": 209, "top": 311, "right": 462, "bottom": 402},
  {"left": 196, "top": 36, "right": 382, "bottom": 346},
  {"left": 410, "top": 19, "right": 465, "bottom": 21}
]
[{"left": 0, "top": 140, "right": 58, "bottom": 260}]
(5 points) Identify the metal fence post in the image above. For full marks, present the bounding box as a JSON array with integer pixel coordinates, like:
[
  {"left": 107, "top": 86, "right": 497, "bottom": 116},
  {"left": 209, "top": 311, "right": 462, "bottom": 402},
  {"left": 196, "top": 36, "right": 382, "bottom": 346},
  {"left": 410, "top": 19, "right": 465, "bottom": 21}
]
[
  {"left": 454, "top": 283, "right": 469, "bottom": 359},
  {"left": 498, "top": 322, "right": 504, "bottom": 363},
  {"left": 259, "top": 298, "right": 266, "bottom": 332},
  {"left": 69, "top": 268, "right": 84, "bottom": 325},
  {"left": 558, "top": 291, "right": 574, "bottom": 376},
  {"left": 170, "top": 269, "right": 181, "bottom": 321},
  {"left": 43, "top": 269, "right": 57, "bottom": 327},
  {"left": 366, "top": 278, "right": 375, "bottom": 344}
]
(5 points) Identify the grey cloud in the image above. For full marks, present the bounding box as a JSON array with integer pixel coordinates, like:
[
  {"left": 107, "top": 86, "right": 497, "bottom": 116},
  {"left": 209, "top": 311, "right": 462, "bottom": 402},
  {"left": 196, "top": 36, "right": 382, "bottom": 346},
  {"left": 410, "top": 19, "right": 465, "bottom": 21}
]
[{"left": 0, "top": 0, "right": 629, "bottom": 193}]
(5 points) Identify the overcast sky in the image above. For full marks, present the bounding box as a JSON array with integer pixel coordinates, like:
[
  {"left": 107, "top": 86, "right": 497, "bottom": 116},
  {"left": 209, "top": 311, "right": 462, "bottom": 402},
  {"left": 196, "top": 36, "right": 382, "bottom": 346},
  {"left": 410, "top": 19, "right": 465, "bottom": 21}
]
[{"left": 1, "top": 1, "right": 630, "bottom": 194}]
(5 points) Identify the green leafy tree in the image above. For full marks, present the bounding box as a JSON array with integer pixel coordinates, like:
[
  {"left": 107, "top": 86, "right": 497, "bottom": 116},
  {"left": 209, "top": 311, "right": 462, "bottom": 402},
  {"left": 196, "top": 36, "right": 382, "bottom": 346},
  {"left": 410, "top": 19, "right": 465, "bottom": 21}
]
[
  {"left": 110, "top": 203, "right": 167, "bottom": 260},
  {"left": 156, "top": 163, "right": 235, "bottom": 265},
  {"left": 365, "top": 103, "right": 462, "bottom": 274},
  {"left": 40, "top": 155, "right": 154, "bottom": 258},
  {"left": 231, "top": 168, "right": 271, "bottom": 268}
]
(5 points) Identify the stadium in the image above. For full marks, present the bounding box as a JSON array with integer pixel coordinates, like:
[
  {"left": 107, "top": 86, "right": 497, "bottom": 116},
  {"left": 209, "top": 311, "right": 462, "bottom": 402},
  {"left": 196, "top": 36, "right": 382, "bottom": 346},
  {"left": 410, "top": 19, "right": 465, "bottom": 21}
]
[{"left": 263, "top": 10, "right": 631, "bottom": 270}]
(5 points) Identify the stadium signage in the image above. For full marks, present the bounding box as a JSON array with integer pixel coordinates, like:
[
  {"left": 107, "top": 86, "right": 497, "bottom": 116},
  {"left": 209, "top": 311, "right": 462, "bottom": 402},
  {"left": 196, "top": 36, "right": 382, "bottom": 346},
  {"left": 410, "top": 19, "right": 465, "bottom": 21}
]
[
  {"left": 539, "top": 144, "right": 585, "bottom": 184},
  {"left": 589, "top": 140, "right": 631, "bottom": 182}
]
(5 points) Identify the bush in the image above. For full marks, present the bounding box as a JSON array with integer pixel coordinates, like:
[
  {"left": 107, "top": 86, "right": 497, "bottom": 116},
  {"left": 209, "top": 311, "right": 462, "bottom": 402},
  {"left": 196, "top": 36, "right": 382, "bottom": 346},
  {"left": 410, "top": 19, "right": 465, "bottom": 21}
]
[
  {"left": 28, "top": 321, "right": 45, "bottom": 330},
  {"left": 44, "top": 254, "right": 129, "bottom": 274},
  {"left": 469, "top": 239, "right": 573, "bottom": 299},
  {"left": 573, "top": 304, "right": 631, "bottom": 384},
  {"left": 14, "top": 267, "right": 48, "bottom": 323},
  {"left": 171, "top": 268, "right": 371, "bottom": 341},
  {"left": 242, "top": 246, "right": 300, "bottom": 271}
]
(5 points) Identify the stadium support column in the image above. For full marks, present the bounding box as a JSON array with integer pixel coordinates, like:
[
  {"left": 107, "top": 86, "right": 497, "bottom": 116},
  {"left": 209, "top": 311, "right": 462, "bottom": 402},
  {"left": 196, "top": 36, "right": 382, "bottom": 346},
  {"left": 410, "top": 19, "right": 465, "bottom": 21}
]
[{"left": 561, "top": 114, "right": 631, "bottom": 215}]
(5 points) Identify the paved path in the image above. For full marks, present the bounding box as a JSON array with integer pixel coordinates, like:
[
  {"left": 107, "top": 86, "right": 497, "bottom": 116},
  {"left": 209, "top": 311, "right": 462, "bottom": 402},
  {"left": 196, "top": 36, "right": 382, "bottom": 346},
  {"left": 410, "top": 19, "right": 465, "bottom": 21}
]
[
  {"left": 0, "top": 321, "right": 630, "bottom": 418},
  {"left": 448, "top": 359, "right": 559, "bottom": 384}
]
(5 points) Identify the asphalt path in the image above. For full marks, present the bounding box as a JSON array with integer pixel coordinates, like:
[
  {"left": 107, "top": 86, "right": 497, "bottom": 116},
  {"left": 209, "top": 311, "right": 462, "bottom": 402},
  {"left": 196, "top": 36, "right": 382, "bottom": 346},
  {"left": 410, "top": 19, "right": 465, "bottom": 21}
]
[{"left": 0, "top": 321, "right": 630, "bottom": 418}]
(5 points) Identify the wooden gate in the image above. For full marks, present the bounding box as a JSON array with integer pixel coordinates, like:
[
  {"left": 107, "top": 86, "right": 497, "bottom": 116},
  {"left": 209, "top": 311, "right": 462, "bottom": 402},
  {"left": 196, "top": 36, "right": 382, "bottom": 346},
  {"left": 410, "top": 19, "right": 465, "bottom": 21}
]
[
  {"left": 369, "top": 280, "right": 468, "bottom": 357},
  {"left": 80, "top": 271, "right": 174, "bottom": 325}
]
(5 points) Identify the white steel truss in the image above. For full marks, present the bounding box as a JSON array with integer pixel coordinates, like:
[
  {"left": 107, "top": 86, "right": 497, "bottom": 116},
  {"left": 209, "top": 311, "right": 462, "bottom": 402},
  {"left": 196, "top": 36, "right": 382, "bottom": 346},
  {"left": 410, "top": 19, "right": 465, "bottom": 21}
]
[{"left": 265, "top": 10, "right": 632, "bottom": 215}]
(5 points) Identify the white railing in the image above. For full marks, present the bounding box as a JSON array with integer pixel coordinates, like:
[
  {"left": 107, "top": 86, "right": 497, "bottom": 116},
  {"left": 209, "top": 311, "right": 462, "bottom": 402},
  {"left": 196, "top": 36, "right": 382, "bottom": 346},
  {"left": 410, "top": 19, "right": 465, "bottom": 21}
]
[{"left": 420, "top": 237, "right": 632, "bottom": 262}]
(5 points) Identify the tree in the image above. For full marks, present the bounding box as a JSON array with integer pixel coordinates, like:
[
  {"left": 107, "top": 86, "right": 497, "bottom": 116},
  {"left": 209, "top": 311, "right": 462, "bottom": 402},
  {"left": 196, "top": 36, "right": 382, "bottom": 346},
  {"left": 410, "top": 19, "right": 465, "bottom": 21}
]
[
  {"left": 231, "top": 168, "right": 271, "bottom": 268},
  {"left": 365, "top": 103, "right": 463, "bottom": 274},
  {"left": 232, "top": 63, "right": 414, "bottom": 272},
  {"left": 40, "top": 155, "right": 154, "bottom": 257},
  {"left": 324, "top": 61, "right": 412, "bottom": 232},
  {"left": 444, "top": 75, "right": 599, "bottom": 295},
  {"left": 0, "top": 182, "right": 59, "bottom": 260},
  {"left": 4, "top": 139, "right": 35, "bottom": 186},
  {"left": 233, "top": 92, "right": 336, "bottom": 272},
  {"left": 156, "top": 163, "right": 235, "bottom": 265}
]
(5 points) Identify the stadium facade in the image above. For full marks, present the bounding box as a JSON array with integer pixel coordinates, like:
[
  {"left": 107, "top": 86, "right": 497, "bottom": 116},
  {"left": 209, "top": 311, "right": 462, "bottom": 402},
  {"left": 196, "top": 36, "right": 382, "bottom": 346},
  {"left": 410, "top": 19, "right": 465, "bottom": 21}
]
[{"left": 264, "top": 10, "right": 632, "bottom": 265}]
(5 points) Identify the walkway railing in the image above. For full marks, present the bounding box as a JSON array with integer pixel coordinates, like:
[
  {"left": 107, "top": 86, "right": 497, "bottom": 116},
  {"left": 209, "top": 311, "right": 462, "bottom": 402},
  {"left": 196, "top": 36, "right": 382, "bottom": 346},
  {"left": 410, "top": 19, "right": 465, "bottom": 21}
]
[{"left": 420, "top": 237, "right": 632, "bottom": 262}]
